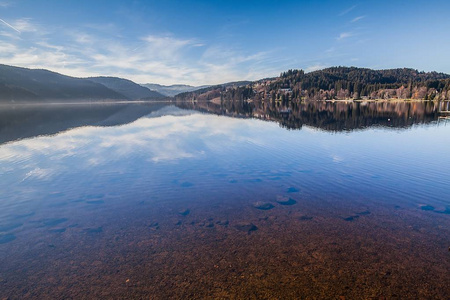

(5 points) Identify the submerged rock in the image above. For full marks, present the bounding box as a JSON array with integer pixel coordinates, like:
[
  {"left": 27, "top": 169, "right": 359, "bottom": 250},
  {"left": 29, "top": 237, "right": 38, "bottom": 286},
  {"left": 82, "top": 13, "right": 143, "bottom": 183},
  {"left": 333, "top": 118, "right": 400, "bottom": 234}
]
[
  {"left": 276, "top": 196, "right": 297, "bottom": 205},
  {"left": 342, "top": 215, "right": 359, "bottom": 222},
  {"left": 178, "top": 209, "right": 190, "bottom": 216},
  {"left": 298, "top": 215, "right": 313, "bottom": 221},
  {"left": 85, "top": 226, "right": 103, "bottom": 233},
  {"left": 149, "top": 222, "right": 159, "bottom": 230},
  {"left": 216, "top": 220, "right": 229, "bottom": 226},
  {"left": 434, "top": 207, "right": 450, "bottom": 214},
  {"left": 252, "top": 202, "right": 274, "bottom": 210},
  {"left": 419, "top": 205, "right": 435, "bottom": 211},
  {"left": 287, "top": 187, "right": 300, "bottom": 193},
  {"left": 234, "top": 222, "right": 258, "bottom": 234}
]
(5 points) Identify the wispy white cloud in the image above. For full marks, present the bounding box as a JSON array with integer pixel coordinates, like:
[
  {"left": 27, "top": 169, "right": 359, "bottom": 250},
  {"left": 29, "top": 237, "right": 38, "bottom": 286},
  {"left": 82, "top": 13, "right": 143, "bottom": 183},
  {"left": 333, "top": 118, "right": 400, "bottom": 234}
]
[
  {"left": 141, "top": 35, "right": 200, "bottom": 60},
  {"left": 0, "top": 41, "right": 16, "bottom": 54},
  {"left": 0, "top": 16, "right": 277, "bottom": 85},
  {"left": 35, "top": 41, "right": 65, "bottom": 51},
  {"left": 351, "top": 16, "right": 365, "bottom": 23},
  {"left": 12, "top": 18, "right": 38, "bottom": 32},
  {"left": 337, "top": 32, "right": 354, "bottom": 40},
  {"left": 339, "top": 5, "right": 357, "bottom": 16},
  {"left": 0, "top": 29, "right": 18, "bottom": 38},
  {"left": 76, "top": 34, "right": 273, "bottom": 84}
]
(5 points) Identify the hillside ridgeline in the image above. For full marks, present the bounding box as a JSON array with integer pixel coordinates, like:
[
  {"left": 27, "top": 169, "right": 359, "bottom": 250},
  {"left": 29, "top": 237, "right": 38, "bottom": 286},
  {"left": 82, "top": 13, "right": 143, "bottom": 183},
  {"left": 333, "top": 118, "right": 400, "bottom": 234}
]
[{"left": 176, "top": 67, "right": 450, "bottom": 103}]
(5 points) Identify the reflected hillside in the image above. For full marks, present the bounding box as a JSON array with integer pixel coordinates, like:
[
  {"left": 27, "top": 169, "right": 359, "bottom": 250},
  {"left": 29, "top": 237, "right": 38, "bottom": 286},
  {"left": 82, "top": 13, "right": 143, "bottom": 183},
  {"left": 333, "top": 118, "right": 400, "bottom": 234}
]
[
  {"left": 0, "top": 103, "right": 169, "bottom": 145},
  {"left": 176, "top": 100, "right": 449, "bottom": 131},
  {"left": 1, "top": 100, "right": 448, "bottom": 146}
]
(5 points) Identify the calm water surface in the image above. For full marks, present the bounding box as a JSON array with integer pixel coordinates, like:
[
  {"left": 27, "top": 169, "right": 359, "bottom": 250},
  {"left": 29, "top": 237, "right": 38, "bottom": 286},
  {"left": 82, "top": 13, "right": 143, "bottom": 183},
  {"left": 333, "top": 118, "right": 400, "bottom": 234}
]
[{"left": 0, "top": 102, "right": 449, "bottom": 299}]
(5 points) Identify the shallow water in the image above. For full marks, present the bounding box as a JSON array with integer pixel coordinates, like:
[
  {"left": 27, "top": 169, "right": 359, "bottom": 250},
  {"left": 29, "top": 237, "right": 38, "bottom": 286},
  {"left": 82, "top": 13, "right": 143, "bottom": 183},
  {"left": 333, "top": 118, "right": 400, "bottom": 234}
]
[{"left": 0, "top": 102, "right": 449, "bottom": 299}]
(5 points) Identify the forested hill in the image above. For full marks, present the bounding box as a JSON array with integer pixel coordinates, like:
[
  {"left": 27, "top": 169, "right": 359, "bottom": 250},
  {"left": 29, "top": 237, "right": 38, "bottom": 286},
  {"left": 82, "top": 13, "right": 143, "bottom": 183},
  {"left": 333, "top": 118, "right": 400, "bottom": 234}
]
[
  {"left": 0, "top": 64, "right": 125, "bottom": 102},
  {"left": 0, "top": 64, "right": 164, "bottom": 103},
  {"left": 274, "top": 67, "right": 450, "bottom": 100},
  {"left": 176, "top": 67, "right": 450, "bottom": 102}
]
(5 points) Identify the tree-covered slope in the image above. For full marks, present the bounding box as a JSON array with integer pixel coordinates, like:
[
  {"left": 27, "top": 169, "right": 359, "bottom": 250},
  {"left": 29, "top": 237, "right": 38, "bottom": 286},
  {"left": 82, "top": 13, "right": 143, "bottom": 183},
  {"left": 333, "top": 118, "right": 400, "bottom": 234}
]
[
  {"left": 272, "top": 67, "right": 450, "bottom": 100},
  {"left": 176, "top": 67, "right": 450, "bottom": 102},
  {"left": 0, "top": 64, "right": 126, "bottom": 102}
]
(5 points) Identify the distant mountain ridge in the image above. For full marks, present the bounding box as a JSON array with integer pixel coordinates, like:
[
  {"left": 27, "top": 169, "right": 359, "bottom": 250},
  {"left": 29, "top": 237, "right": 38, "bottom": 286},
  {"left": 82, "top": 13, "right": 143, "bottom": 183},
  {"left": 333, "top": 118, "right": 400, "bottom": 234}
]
[
  {"left": 142, "top": 81, "right": 252, "bottom": 97},
  {"left": 0, "top": 64, "right": 164, "bottom": 103},
  {"left": 89, "top": 77, "right": 164, "bottom": 100},
  {"left": 142, "top": 83, "right": 209, "bottom": 97}
]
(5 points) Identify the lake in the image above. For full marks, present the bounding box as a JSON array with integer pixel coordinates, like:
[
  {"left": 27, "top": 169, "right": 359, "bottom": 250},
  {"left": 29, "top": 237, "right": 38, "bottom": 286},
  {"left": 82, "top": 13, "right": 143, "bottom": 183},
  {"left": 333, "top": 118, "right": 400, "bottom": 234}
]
[{"left": 0, "top": 101, "right": 449, "bottom": 299}]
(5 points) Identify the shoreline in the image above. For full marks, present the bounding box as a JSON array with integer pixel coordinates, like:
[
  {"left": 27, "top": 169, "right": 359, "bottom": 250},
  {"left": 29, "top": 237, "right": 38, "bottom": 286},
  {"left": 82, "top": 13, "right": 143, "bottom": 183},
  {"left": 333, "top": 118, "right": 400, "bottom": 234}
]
[
  {"left": 324, "top": 98, "right": 448, "bottom": 102},
  {"left": 0, "top": 99, "right": 175, "bottom": 108},
  {"left": 0, "top": 98, "right": 448, "bottom": 108}
]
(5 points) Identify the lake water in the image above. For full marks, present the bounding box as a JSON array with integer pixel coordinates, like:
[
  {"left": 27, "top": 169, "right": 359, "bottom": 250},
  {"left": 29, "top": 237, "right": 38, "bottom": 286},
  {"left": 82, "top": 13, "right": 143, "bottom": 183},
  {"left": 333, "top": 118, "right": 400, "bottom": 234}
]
[{"left": 0, "top": 101, "right": 449, "bottom": 299}]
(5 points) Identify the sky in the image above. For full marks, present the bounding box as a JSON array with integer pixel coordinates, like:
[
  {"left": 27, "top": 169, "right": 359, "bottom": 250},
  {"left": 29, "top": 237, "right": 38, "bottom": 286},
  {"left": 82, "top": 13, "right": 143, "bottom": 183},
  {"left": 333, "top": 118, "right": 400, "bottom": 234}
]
[{"left": 0, "top": 0, "right": 449, "bottom": 85}]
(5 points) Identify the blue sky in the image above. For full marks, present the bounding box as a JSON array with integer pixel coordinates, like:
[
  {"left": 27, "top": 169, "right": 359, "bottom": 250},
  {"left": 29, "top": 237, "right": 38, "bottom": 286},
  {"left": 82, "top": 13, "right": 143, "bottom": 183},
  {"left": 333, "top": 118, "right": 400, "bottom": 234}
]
[{"left": 0, "top": 0, "right": 449, "bottom": 85}]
